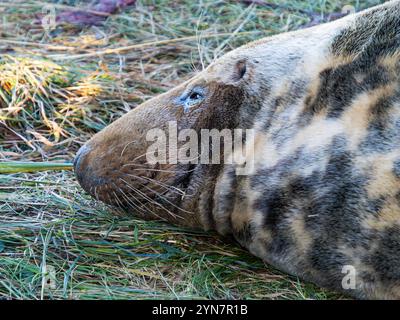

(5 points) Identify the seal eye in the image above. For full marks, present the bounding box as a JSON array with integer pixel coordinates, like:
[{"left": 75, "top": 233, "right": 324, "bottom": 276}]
[
  {"left": 189, "top": 92, "right": 202, "bottom": 100},
  {"left": 186, "top": 89, "right": 204, "bottom": 105},
  {"left": 181, "top": 88, "right": 204, "bottom": 112}
]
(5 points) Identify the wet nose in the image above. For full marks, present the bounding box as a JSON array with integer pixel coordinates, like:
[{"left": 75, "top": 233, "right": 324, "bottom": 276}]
[
  {"left": 74, "top": 144, "right": 91, "bottom": 173},
  {"left": 74, "top": 144, "right": 97, "bottom": 193},
  {"left": 74, "top": 143, "right": 110, "bottom": 197}
]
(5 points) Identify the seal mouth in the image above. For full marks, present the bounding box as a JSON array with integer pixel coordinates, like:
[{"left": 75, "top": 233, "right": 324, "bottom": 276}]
[
  {"left": 84, "top": 161, "right": 198, "bottom": 219},
  {"left": 73, "top": 140, "right": 201, "bottom": 221},
  {"left": 145, "top": 162, "right": 198, "bottom": 213},
  {"left": 96, "top": 162, "right": 200, "bottom": 223},
  {"left": 173, "top": 163, "right": 197, "bottom": 193}
]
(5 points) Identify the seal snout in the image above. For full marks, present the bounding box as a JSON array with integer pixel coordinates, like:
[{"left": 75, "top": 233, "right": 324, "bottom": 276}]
[
  {"left": 74, "top": 144, "right": 109, "bottom": 198},
  {"left": 74, "top": 144, "right": 91, "bottom": 172},
  {"left": 74, "top": 144, "right": 92, "bottom": 190}
]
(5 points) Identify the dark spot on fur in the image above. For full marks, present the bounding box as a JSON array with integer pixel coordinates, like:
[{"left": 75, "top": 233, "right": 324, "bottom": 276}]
[
  {"left": 303, "top": 136, "right": 370, "bottom": 243},
  {"left": 360, "top": 93, "right": 400, "bottom": 154},
  {"left": 304, "top": 62, "right": 394, "bottom": 118},
  {"left": 332, "top": 6, "right": 400, "bottom": 58},
  {"left": 308, "top": 240, "right": 349, "bottom": 288},
  {"left": 304, "top": 4, "right": 400, "bottom": 119},
  {"left": 252, "top": 187, "right": 294, "bottom": 256},
  {"left": 370, "top": 225, "right": 400, "bottom": 281}
]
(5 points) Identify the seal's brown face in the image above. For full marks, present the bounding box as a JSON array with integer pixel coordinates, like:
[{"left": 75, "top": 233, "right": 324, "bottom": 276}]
[{"left": 74, "top": 57, "right": 248, "bottom": 227}]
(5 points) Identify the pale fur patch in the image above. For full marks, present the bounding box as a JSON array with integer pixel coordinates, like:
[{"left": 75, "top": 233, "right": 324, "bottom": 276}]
[{"left": 341, "top": 84, "right": 398, "bottom": 150}]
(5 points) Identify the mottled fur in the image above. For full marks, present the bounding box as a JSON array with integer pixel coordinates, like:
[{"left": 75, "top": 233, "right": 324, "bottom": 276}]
[{"left": 75, "top": 1, "right": 400, "bottom": 299}]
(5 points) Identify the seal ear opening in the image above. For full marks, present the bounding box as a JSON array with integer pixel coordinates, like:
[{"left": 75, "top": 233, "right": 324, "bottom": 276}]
[{"left": 232, "top": 59, "right": 247, "bottom": 82}]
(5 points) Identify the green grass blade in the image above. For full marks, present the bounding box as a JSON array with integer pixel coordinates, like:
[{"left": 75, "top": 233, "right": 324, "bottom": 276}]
[{"left": 0, "top": 162, "right": 73, "bottom": 174}]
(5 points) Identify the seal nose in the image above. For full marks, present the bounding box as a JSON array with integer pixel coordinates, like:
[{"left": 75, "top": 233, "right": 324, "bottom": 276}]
[
  {"left": 74, "top": 144, "right": 91, "bottom": 173},
  {"left": 74, "top": 144, "right": 110, "bottom": 200},
  {"left": 74, "top": 144, "right": 94, "bottom": 191}
]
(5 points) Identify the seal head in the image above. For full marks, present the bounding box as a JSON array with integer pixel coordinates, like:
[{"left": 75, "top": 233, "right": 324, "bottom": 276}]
[{"left": 74, "top": 55, "right": 250, "bottom": 228}]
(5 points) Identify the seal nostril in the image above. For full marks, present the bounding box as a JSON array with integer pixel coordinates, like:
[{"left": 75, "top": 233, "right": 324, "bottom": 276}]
[
  {"left": 74, "top": 144, "right": 110, "bottom": 203},
  {"left": 74, "top": 144, "right": 92, "bottom": 171}
]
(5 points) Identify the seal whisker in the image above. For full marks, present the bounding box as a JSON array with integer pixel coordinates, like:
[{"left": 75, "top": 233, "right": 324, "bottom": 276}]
[
  {"left": 120, "top": 178, "right": 180, "bottom": 219},
  {"left": 129, "top": 167, "right": 196, "bottom": 174},
  {"left": 124, "top": 150, "right": 158, "bottom": 164},
  {"left": 112, "top": 191, "right": 124, "bottom": 209},
  {"left": 116, "top": 185, "right": 148, "bottom": 216},
  {"left": 125, "top": 174, "right": 193, "bottom": 214},
  {"left": 94, "top": 186, "right": 99, "bottom": 201},
  {"left": 126, "top": 173, "right": 186, "bottom": 196},
  {"left": 106, "top": 190, "right": 129, "bottom": 215}
]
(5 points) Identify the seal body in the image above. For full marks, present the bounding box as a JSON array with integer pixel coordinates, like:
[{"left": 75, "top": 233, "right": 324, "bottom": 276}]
[{"left": 75, "top": 1, "right": 400, "bottom": 299}]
